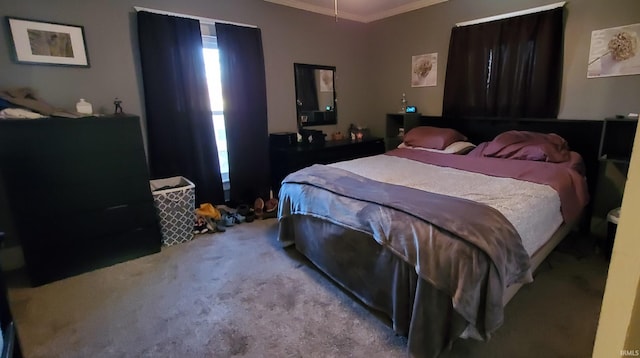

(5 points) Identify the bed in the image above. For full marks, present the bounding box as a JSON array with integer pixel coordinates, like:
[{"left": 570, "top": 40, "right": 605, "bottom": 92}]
[{"left": 276, "top": 117, "right": 603, "bottom": 357}]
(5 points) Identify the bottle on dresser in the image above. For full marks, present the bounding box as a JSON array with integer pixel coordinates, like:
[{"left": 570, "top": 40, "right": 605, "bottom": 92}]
[{"left": 76, "top": 98, "right": 93, "bottom": 115}]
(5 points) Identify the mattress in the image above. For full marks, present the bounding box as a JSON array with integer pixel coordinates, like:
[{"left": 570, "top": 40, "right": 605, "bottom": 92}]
[{"left": 329, "top": 154, "right": 563, "bottom": 256}]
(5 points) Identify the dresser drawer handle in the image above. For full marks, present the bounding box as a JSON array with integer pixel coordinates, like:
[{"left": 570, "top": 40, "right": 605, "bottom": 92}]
[{"left": 105, "top": 204, "right": 129, "bottom": 211}]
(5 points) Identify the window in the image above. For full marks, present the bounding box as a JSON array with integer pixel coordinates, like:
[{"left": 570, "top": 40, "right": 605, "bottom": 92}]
[
  {"left": 443, "top": 7, "right": 563, "bottom": 118},
  {"left": 202, "top": 36, "right": 230, "bottom": 185}
]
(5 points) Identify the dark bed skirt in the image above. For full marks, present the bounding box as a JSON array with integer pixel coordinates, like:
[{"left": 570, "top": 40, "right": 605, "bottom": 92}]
[{"left": 279, "top": 215, "right": 469, "bottom": 358}]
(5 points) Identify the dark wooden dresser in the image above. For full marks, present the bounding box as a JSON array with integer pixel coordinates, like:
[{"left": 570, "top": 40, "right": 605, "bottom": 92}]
[
  {"left": 270, "top": 137, "right": 385, "bottom": 195},
  {"left": 0, "top": 115, "right": 162, "bottom": 286},
  {"left": 0, "top": 232, "right": 21, "bottom": 358}
]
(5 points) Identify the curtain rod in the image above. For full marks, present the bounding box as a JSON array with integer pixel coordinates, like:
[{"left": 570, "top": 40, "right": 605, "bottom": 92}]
[
  {"left": 455, "top": 1, "right": 566, "bottom": 27},
  {"left": 133, "top": 6, "right": 257, "bottom": 28}
]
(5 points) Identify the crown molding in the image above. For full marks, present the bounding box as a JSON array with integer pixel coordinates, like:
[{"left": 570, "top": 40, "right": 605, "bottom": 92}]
[
  {"left": 264, "top": 0, "right": 448, "bottom": 23},
  {"left": 363, "top": 0, "right": 448, "bottom": 23},
  {"left": 264, "top": 0, "right": 366, "bottom": 22}
]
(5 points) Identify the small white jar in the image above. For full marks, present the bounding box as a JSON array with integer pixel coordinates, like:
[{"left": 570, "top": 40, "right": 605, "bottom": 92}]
[{"left": 76, "top": 99, "right": 93, "bottom": 115}]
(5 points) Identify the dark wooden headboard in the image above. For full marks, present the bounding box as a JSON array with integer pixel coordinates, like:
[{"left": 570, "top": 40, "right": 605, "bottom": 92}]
[{"left": 408, "top": 116, "right": 604, "bottom": 227}]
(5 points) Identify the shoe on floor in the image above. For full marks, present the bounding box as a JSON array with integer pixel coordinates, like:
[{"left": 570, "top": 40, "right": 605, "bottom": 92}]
[
  {"left": 203, "top": 216, "right": 226, "bottom": 233},
  {"left": 232, "top": 212, "right": 245, "bottom": 224},
  {"left": 254, "top": 198, "right": 264, "bottom": 218},
  {"left": 223, "top": 213, "right": 235, "bottom": 227},
  {"left": 261, "top": 210, "right": 277, "bottom": 220},
  {"left": 265, "top": 198, "right": 278, "bottom": 213},
  {"left": 193, "top": 215, "right": 209, "bottom": 234},
  {"left": 237, "top": 204, "right": 251, "bottom": 216},
  {"left": 215, "top": 220, "right": 227, "bottom": 232}
]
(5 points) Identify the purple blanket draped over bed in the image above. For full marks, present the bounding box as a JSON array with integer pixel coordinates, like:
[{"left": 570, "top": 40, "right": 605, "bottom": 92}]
[
  {"left": 281, "top": 164, "right": 533, "bottom": 340},
  {"left": 387, "top": 148, "right": 589, "bottom": 223}
]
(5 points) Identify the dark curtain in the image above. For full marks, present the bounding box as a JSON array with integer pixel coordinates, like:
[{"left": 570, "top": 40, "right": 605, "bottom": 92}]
[
  {"left": 295, "top": 66, "right": 319, "bottom": 113},
  {"left": 443, "top": 7, "right": 564, "bottom": 118},
  {"left": 137, "top": 11, "right": 224, "bottom": 205},
  {"left": 216, "top": 23, "right": 270, "bottom": 206}
]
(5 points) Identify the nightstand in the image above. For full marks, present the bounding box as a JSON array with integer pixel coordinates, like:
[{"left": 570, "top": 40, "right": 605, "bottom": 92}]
[
  {"left": 385, "top": 113, "right": 421, "bottom": 151},
  {"left": 595, "top": 117, "right": 637, "bottom": 257},
  {"left": 598, "top": 117, "right": 638, "bottom": 163}
]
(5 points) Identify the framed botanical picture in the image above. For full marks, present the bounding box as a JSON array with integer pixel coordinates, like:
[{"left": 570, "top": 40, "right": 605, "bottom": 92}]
[
  {"left": 587, "top": 23, "right": 639, "bottom": 78},
  {"left": 6, "top": 17, "right": 90, "bottom": 67},
  {"left": 411, "top": 53, "right": 437, "bottom": 87}
]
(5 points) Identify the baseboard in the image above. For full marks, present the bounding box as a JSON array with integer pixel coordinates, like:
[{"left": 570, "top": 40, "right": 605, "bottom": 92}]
[{"left": 0, "top": 245, "right": 25, "bottom": 272}]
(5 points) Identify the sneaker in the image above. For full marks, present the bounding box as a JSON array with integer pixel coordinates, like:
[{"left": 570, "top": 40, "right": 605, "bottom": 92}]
[
  {"left": 231, "top": 212, "right": 245, "bottom": 224},
  {"left": 194, "top": 226, "right": 210, "bottom": 234},
  {"left": 193, "top": 215, "right": 209, "bottom": 234},
  {"left": 223, "top": 213, "right": 235, "bottom": 227},
  {"left": 203, "top": 216, "right": 227, "bottom": 233}
]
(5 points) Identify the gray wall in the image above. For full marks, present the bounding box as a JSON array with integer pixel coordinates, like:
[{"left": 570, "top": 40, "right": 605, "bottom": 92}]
[
  {"left": 1, "top": 0, "right": 638, "bottom": 138},
  {"left": 364, "top": 0, "right": 640, "bottom": 136},
  {"left": 0, "top": 0, "right": 370, "bottom": 137}
]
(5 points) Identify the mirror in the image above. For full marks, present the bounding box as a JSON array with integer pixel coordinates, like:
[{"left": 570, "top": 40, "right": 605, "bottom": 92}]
[{"left": 294, "top": 63, "right": 337, "bottom": 127}]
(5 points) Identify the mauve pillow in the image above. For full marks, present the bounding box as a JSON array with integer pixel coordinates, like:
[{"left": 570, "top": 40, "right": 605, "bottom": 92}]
[
  {"left": 558, "top": 151, "right": 586, "bottom": 175},
  {"left": 482, "top": 130, "right": 570, "bottom": 163},
  {"left": 403, "top": 126, "right": 467, "bottom": 150}
]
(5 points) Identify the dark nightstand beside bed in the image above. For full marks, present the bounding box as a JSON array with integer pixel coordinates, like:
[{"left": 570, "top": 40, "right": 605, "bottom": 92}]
[{"left": 597, "top": 117, "right": 637, "bottom": 259}]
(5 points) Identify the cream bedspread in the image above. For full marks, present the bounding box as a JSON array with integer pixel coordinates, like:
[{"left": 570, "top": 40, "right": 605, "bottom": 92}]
[{"left": 330, "top": 154, "right": 563, "bottom": 256}]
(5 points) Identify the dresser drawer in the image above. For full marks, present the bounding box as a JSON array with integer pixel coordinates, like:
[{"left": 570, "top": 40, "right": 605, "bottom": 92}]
[
  {"left": 23, "top": 225, "right": 161, "bottom": 286},
  {"left": 4, "top": 147, "right": 150, "bottom": 186},
  {"left": 0, "top": 117, "right": 145, "bottom": 156},
  {"left": 8, "top": 174, "right": 153, "bottom": 214},
  {"left": 17, "top": 201, "right": 159, "bottom": 249}
]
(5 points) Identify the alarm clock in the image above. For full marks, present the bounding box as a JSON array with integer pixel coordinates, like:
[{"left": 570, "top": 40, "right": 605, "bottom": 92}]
[{"left": 405, "top": 106, "right": 417, "bottom": 113}]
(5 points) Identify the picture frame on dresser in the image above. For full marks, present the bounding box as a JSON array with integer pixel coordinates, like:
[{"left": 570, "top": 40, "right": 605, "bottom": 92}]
[{"left": 6, "top": 16, "right": 90, "bottom": 67}]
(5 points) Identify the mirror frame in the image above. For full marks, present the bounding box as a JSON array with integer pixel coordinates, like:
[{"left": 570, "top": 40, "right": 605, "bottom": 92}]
[{"left": 294, "top": 63, "right": 337, "bottom": 127}]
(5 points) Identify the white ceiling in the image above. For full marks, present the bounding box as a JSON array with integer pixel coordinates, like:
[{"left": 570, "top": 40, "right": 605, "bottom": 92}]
[{"left": 264, "top": 0, "right": 448, "bottom": 23}]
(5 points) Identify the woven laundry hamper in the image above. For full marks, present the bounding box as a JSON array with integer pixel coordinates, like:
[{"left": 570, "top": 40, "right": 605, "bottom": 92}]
[{"left": 150, "top": 176, "right": 195, "bottom": 246}]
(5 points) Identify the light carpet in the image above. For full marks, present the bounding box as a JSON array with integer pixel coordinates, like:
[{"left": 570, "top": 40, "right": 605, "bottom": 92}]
[{"left": 7, "top": 219, "right": 607, "bottom": 357}]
